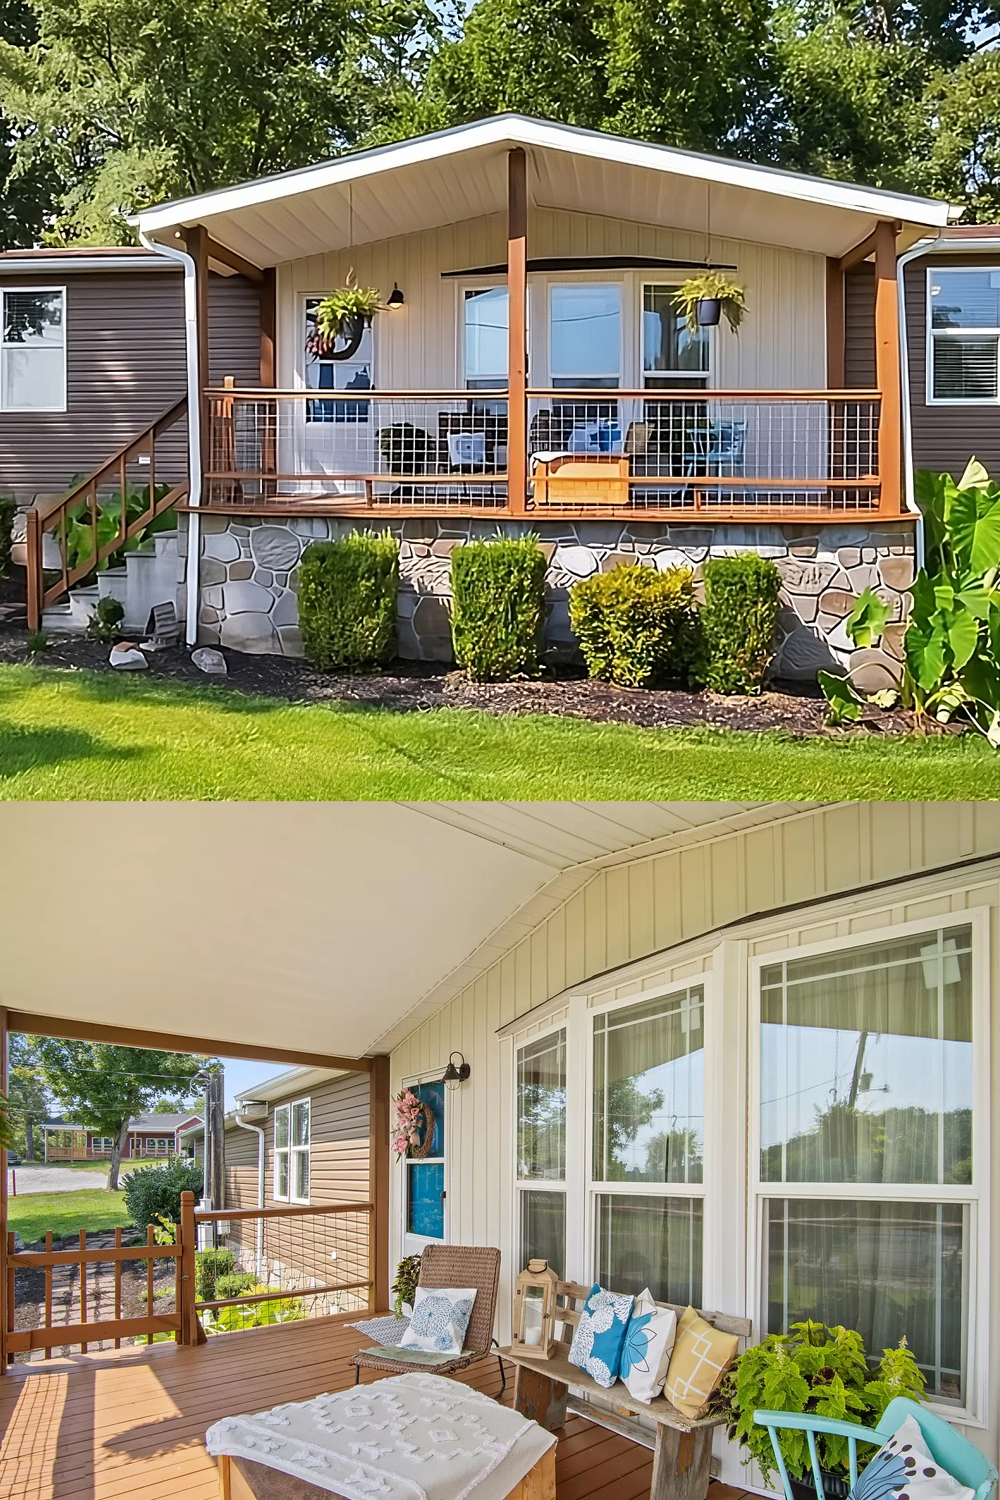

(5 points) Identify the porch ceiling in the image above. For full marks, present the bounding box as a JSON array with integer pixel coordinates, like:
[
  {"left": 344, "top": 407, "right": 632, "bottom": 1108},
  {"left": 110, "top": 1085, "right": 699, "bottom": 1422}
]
[
  {"left": 134, "top": 116, "right": 956, "bottom": 268},
  {"left": 0, "top": 802, "right": 820, "bottom": 1060}
]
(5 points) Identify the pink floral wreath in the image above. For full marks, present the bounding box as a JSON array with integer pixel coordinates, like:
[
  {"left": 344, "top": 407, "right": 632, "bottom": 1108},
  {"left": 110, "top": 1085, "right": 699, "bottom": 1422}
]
[{"left": 391, "top": 1089, "right": 434, "bottom": 1160}]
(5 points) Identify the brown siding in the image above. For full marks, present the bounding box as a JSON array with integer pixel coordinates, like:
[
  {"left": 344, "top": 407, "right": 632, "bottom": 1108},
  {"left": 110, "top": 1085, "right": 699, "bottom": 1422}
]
[
  {"left": 907, "top": 256, "right": 1000, "bottom": 476},
  {"left": 845, "top": 264, "right": 875, "bottom": 388},
  {"left": 0, "top": 268, "right": 260, "bottom": 503},
  {"left": 223, "top": 1121, "right": 259, "bottom": 1211}
]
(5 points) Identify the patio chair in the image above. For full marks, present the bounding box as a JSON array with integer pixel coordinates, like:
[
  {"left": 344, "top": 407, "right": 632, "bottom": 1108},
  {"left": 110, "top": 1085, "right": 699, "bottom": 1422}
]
[
  {"left": 685, "top": 418, "right": 747, "bottom": 476},
  {"left": 754, "top": 1397, "right": 998, "bottom": 1500},
  {"left": 349, "top": 1244, "right": 505, "bottom": 1395}
]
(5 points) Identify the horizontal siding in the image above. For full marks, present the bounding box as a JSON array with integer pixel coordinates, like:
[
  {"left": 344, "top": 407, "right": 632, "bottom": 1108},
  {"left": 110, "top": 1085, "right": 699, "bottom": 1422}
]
[
  {"left": 209, "top": 275, "right": 261, "bottom": 387},
  {"left": 906, "top": 256, "right": 1000, "bottom": 475},
  {"left": 845, "top": 263, "right": 874, "bottom": 388}
]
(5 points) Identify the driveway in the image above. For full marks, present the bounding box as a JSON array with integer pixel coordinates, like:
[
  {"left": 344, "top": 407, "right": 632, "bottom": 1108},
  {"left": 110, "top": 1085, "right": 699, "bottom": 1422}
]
[{"left": 8, "top": 1164, "right": 111, "bottom": 1193}]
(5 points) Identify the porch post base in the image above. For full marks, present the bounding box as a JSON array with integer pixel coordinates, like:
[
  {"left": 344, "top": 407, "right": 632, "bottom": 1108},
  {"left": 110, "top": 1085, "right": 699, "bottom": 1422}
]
[
  {"left": 650, "top": 1422, "right": 714, "bottom": 1500},
  {"left": 513, "top": 1364, "right": 568, "bottom": 1430}
]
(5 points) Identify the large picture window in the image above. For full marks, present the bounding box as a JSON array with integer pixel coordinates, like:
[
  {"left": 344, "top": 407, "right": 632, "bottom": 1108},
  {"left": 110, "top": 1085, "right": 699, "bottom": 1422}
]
[
  {"left": 757, "top": 924, "right": 975, "bottom": 1403},
  {"left": 1, "top": 288, "right": 65, "bottom": 411},
  {"left": 928, "top": 268, "right": 1000, "bottom": 402},
  {"left": 516, "top": 1029, "right": 566, "bottom": 1276},
  {"left": 549, "top": 284, "right": 621, "bottom": 389}
]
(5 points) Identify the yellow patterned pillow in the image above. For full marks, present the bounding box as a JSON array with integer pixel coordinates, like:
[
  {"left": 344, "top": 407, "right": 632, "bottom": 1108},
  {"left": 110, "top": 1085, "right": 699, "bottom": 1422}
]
[{"left": 662, "top": 1306, "right": 739, "bottom": 1420}]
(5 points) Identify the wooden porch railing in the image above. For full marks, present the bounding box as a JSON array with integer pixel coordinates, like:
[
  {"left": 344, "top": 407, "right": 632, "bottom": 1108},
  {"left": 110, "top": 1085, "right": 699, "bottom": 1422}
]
[{"left": 25, "top": 397, "right": 189, "bottom": 631}]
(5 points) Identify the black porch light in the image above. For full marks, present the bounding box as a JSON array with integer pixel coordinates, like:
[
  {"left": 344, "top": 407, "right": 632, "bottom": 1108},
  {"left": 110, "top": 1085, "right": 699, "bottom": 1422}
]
[
  {"left": 443, "top": 1050, "right": 471, "bottom": 1089},
  {"left": 386, "top": 283, "right": 405, "bottom": 309}
]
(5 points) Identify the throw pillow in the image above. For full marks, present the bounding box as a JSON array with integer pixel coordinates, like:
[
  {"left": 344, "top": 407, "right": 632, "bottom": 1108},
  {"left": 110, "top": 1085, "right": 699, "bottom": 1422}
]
[
  {"left": 621, "top": 1289, "right": 677, "bottom": 1404},
  {"left": 849, "top": 1415, "right": 975, "bottom": 1500},
  {"left": 662, "top": 1305, "right": 738, "bottom": 1419},
  {"left": 568, "top": 1283, "right": 634, "bottom": 1389},
  {"left": 399, "top": 1286, "right": 477, "bottom": 1355}
]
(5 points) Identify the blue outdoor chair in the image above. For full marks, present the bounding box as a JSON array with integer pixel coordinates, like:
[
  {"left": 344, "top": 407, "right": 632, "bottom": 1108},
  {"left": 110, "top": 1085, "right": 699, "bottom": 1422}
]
[{"left": 754, "top": 1398, "right": 998, "bottom": 1500}]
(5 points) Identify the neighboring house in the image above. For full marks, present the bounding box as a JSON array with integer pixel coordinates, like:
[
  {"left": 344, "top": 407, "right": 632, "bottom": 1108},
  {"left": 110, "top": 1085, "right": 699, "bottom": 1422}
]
[
  {"left": 16, "top": 114, "right": 960, "bottom": 678},
  {"left": 41, "top": 1112, "right": 202, "bottom": 1161}
]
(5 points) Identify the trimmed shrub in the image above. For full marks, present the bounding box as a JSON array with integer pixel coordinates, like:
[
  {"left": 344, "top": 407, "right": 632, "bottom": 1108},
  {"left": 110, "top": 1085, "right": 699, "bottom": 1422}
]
[
  {"left": 298, "top": 531, "right": 399, "bottom": 670},
  {"left": 122, "top": 1159, "right": 203, "bottom": 1234},
  {"left": 700, "top": 552, "right": 782, "bottom": 693},
  {"left": 569, "top": 563, "right": 700, "bottom": 688},
  {"left": 450, "top": 535, "right": 547, "bottom": 680},
  {"left": 195, "top": 1246, "right": 236, "bottom": 1302},
  {"left": 215, "top": 1271, "right": 259, "bottom": 1300},
  {"left": 0, "top": 494, "right": 15, "bottom": 578}
]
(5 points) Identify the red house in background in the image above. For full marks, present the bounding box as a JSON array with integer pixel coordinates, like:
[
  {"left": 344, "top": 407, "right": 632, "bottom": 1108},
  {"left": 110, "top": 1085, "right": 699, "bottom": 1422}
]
[{"left": 41, "top": 1112, "right": 202, "bottom": 1162}]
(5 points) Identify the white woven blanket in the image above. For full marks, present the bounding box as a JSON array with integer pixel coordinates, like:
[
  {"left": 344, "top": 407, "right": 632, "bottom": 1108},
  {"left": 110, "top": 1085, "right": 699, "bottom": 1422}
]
[{"left": 205, "top": 1373, "right": 556, "bottom": 1500}]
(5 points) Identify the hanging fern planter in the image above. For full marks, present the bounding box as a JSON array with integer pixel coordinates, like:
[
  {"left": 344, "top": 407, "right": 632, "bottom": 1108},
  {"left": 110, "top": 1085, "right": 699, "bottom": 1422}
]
[
  {"left": 307, "top": 273, "right": 384, "bottom": 361},
  {"left": 675, "top": 272, "right": 747, "bottom": 335}
]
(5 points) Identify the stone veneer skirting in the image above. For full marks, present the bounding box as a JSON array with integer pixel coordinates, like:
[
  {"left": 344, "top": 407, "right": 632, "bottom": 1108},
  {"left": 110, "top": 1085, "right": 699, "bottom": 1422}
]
[{"left": 180, "top": 514, "right": 916, "bottom": 683}]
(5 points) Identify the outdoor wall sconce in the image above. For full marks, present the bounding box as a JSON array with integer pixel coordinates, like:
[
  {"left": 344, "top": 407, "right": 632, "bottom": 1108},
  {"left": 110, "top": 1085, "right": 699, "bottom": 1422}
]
[
  {"left": 386, "top": 283, "right": 405, "bottom": 308},
  {"left": 443, "top": 1050, "right": 471, "bottom": 1089}
]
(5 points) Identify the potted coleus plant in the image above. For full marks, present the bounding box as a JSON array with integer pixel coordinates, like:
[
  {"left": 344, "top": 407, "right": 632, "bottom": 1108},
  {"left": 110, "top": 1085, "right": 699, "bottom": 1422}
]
[
  {"left": 717, "top": 1321, "right": 925, "bottom": 1500},
  {"left": 307, "top": 271, "right": 384, "bottom": 361},
  {"left": 391, "top": 1254, "right": 422, "bottom": 1318},
  {"left": 676, "top": 271, "right": 747, "bottom": 333}
]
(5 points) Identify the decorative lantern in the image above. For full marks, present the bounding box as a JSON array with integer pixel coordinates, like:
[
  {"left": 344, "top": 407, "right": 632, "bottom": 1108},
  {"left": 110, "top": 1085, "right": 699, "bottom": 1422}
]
[{"left": 510, "top": 1258, "right": 560, "bottom": 1360}]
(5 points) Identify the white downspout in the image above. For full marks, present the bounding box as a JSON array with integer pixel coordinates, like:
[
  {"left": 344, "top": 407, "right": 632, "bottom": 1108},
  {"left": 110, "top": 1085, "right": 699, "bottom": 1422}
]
[
  {"left": 234, "top": 1112, "right": 266, "bottom": 1280},
  {"left": 897, "top": 234, "right": 944, "bottom": 571},
  {"left": 138, "top": 229, "right": 202, "bottom": 646}
]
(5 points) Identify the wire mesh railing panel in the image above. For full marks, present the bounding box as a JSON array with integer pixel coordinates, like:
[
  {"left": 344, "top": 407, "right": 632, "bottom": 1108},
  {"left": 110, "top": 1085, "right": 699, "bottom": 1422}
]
[
  {"left": 194, "top": 1205, "right": 371, "bottom": 1335},
  {"left": 207, "top": 392, "right": 510, "bottom": 509}
]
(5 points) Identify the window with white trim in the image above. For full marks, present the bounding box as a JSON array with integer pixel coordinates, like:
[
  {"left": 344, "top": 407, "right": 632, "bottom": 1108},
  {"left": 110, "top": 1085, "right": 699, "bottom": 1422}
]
[
  {"left": 928, "top": 268, "right": 1000, "bottom": 402},
  {"left": 591, "top": 985, "right": 705, "bottom": 1305},
  {"left": 642, "top": 284, "right": 709, "bottom": 389},
  {"left": 1, "top": 288, "right": 65, "bottom": 411},
  {"left": 274, "top": 1098, "right": 311, "bottom": 1203},
  {"left": 756, "top": 923, "right": 975, "bottom": 1404},
  {"left": 516, "top": 1029, "right": 567, "bottom": 1277},
  {"left": 464, "top": 286, "right": 508, "bottom": 390}
]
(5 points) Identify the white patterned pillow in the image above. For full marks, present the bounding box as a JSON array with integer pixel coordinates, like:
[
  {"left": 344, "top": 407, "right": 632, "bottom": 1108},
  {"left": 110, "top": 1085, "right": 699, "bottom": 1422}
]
[
  {"left": 399, "top": 1286, "right": 477, "bottom": 1354},
  {"left": 568, "top": 1282, "right": 634, "bottom": 1389},
  {"left": 849, "top": 1415, "right": 975, "bottom": 1500},
  {"left": 621, "top": 1289, "right": 677, "bottom": 1404}
]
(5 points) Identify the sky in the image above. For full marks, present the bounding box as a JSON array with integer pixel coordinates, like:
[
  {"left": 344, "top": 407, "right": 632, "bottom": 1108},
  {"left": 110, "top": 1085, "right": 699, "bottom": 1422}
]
[{"left": 220, "top": 1058, "right": 286, "bottom": 1111}]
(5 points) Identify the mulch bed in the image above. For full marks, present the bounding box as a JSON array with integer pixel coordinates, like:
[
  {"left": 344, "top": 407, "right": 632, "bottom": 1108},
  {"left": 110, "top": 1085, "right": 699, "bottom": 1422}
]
[{"left": 0, "top": 621, "right": 928, "bottom": 736}]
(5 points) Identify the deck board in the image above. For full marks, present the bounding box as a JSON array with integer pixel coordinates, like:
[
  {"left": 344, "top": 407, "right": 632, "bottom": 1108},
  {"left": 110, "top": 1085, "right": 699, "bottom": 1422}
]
[{"left": 0, "top": 1317, "right": 758, "bottom": 1500}]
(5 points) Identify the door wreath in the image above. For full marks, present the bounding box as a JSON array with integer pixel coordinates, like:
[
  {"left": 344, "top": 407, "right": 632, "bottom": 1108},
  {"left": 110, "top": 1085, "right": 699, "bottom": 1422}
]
[
  {"left": 408, "top": 1103, "right": 435, "bottom": 1159},
  {"left": 391, "top": 1088, "right": 436, "bottom": 1160}
]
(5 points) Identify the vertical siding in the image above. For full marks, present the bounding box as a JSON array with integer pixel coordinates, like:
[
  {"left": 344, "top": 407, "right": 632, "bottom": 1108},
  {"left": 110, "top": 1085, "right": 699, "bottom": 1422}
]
[
  {"left": 906, "top": 257, "right": 1000, "bottom": 475},
  {"left": 276, "top": 211, "right": 826, "bottom": 392}
]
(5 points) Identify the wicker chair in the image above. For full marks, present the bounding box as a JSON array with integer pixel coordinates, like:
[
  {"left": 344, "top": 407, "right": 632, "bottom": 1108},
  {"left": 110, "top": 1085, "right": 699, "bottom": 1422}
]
[{"left": 350, "top": 1244, "right": 505, "bottom": 1394}]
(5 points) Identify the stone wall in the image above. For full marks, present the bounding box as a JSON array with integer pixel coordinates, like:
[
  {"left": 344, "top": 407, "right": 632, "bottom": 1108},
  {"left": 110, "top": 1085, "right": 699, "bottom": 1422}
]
[{"left": 186, "top": 514, "right": 915, "bottom": 682}]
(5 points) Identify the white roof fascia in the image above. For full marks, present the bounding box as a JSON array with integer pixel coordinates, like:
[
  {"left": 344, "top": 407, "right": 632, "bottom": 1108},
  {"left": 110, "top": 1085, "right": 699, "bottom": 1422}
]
[
  {"left": 134, "top": 115, "right": 956, "bottom": 237},
  {"left": 234, "top": 1063, "right": 349, "bottom": 1104},
  {"left": 0, "top": 256, "right": 176, "bottom": 273}
]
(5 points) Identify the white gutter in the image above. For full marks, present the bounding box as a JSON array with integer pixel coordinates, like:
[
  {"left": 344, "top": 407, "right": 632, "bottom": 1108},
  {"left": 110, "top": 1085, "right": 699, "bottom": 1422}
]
[
  {"left": 233, "top": 1110, "right": 266, "bottom": 1279},
  {"left": 138, "top": 230, "right": 202, "bottom": 646},
  {"left": 0, "top": 256, "right": 178, "bottom": 273}
]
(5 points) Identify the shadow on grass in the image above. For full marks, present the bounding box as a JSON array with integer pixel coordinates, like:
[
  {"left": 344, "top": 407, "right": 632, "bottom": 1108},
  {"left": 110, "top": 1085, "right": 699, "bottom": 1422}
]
[{"left": 0, "top": 720, "right": 145, "bottom": 779}]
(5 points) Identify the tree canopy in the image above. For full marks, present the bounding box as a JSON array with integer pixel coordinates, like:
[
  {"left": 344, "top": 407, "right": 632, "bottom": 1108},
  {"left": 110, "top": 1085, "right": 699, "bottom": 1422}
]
[{"left": 0, "top": 0, "right": 997, "bottom": 243}]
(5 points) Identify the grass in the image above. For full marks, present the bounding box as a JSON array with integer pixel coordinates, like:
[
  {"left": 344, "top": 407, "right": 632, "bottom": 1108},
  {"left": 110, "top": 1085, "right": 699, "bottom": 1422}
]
[
  {"left": 8, "top": 1188, "right": 129, "bottom": 1244},
  {"left": 1, "top": 663, "right": 999, "bottom": 799}
]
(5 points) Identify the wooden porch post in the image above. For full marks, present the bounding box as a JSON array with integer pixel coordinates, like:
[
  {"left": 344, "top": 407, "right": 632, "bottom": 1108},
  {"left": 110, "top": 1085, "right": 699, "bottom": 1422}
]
[
  {"left": 507, "top": 148, "right": 528, "bottom": 517},
  {"left": 0, "top": 1007, "right": 8, "bottom": 1371},
  {"left": 186, "top": 224, "right": 212, "bottom": 499},
  {"left": 826, "top": 257, "right": 846, "bottom": 390},
  {"left": 874, "top": 220, "right": 902, "bottom": 513},
  {"left": 368, "top": 1056, "right": 390, "bottom": 1312}
]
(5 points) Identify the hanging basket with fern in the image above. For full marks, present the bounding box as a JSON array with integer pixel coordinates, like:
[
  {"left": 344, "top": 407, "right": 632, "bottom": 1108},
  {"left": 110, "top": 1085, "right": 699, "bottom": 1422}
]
[
  {"left": 675, "top": 273, "right": 747, "bottom": 335},
  {"left": 307, "top": 274, "right": 385, "bottom": 361}
]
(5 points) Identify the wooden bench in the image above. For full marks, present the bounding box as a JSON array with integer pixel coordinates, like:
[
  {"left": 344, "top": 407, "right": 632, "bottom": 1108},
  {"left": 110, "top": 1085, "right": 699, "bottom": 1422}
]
[{"left": 500, "top": 1282, "right": 751, "bottom": 1500}]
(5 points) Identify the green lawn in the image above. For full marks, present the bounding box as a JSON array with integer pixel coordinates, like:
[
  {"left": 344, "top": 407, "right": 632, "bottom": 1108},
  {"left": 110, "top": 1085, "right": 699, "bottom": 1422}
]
[
  {"left": 1, "top": 663, "right": 998, "bottom": 799},
  {"left": 9, "top": 1188, "right": 129, "bottom": 1244}
]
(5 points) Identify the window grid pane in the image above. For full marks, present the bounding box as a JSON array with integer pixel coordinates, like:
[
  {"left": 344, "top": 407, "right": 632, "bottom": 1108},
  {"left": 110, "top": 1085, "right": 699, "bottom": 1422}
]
[
  {"left": 275, "top": 1151, "right": 288, "bottom": 1199},
  {"left": 550, "top": 284, "right": 620, "bottom": 384},
  {"left": 932, "top": 338, "right": 998, "bottom": 401},
  {"left": 597, "top": 1193, "right": 703, "bottom": 1305},
  {"left": 519, "top": 1189, "right": 566, "bottom": 1278},
  {"left": 643, "top": 285, "right": 709, "bottom": 380},
  {"left": 274, "top": 1106, "right": 289, "bottom": 1149},
  {"left": 517, "top": 1030, "right": 567, "bottom": 1181}
]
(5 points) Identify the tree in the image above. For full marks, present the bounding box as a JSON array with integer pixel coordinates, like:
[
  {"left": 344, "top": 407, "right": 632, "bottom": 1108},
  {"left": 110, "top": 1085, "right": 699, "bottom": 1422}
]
[
  {"left": 6, "top": 1034, "right": 50, "bottom": 1160},
  {"left": 0, "top": 0, "right": 437, "bottom": 243},
  {"left": 0, "top": 0, "right": 59, "bottom": 247},
  {"left": 36, "top": 1041, "right": 212, "bottom": 1188}
]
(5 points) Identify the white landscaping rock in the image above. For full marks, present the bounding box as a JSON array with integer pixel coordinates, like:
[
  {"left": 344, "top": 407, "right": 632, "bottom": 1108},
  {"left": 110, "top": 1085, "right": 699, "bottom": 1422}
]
[
  {"left": 109, "top": 643, "right": 148, "bottom": 670},
  {"left": 191, "top": 647, "right": 228, "bottom": 675}
]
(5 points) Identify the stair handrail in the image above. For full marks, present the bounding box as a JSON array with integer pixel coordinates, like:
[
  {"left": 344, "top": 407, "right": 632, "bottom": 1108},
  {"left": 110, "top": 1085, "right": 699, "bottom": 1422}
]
[{"left": 25, "top": 396, "right": 188, "bottom": 631}]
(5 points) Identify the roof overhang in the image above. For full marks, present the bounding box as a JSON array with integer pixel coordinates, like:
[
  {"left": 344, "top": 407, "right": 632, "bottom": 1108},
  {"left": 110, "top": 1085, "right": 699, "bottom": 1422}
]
[
  {"left": 134, "top": 115, "right": 957, "bottom": 267},
  {"left": 0, "top": 802, "right": 821, "bottom": 1060}
]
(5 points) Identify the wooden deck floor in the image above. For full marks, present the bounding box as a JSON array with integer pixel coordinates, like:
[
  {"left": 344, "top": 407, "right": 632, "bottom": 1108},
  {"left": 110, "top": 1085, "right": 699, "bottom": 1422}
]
[{"left": 0, "top": 1316, "right": 756, "bottom": 1500}]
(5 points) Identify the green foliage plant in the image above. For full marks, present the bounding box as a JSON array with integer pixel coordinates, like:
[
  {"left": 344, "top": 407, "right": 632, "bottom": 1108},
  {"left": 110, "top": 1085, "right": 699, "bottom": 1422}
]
[
  {"left": 298, "top": 530, "right": 400, "bottom": 670},
  {"left": 719, "top": 1321, "right": 925, "bottom": 1488},
  {"left": 818, "top": 459, "right": 1000, "bottom": 742},
  {"left": 569, "top": 562, "right": 700, "bottom": 688},
  {"left": 450, "top": 534, "right": 547, "bottom": 680},
  {"left": 86, "top": 595, "right": 125, "bottom": 643},
  {"left": 675, "top": 273, "right": 748, "bottom": 334},
  {"left": 309, "top": 273, "right": 383, "bottom": 352},
  {"left": 392, "top": 1253, "right": 422, "bottom": 1316},
  {"left": 0, "top": 493, "right": 16, "bottom": 576},
  {"left": 64, "top": 483, "right": 175, "bottom": 574},
  {"left": 700, "top": 552, "right": 782, "bottom": 693},
  {"left": 122, "top": 1159, "right": 203, "bottom": 1233},
  {"left": 206, "top": 1285, "right": 304, "bottom": 1332},
  {"left": 195, "top": 1246, "right": 236, "bottom": 1302},
  {"left": 26, "top": 630, "right": 47, "bottom": 655}
]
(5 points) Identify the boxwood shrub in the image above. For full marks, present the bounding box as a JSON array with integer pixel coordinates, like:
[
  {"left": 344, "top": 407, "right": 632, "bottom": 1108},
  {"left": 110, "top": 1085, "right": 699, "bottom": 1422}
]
[
  {"left": 450, "top": 535, "right": 547, "bottom": 680},
  {"left": 568, "top": 562, "right": 700, "bottom": 688},
  {"left": 700, "top": 552, "right": 782, "bottom": 693},
  {"left": 298, "top": 530, "right": 399, "bottom": 670}
]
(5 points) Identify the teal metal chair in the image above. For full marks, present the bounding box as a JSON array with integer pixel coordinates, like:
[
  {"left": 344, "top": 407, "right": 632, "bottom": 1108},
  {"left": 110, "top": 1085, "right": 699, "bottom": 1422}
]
[{"left": 754, "top": 1398, "right": 998, "bottom": 1500}]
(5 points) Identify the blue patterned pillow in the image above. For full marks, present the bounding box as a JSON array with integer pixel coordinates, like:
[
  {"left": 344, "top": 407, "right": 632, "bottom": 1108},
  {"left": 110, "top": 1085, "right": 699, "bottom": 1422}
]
[
  {"left": 568, "top": 1283, "right": 634, "bottom": 1388},
  {"left": 399, "top": 1287, "right": 476, "bottom": 1354}
]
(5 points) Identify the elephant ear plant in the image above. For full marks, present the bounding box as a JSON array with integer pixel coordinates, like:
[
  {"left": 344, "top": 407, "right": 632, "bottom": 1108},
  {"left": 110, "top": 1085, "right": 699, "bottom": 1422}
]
[
  {"left": 818, "top": 457, "right": 1000, "bottom": 742},
  {"left": 717, "top": 1321, "right": 925, "bottom": 1492}
]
